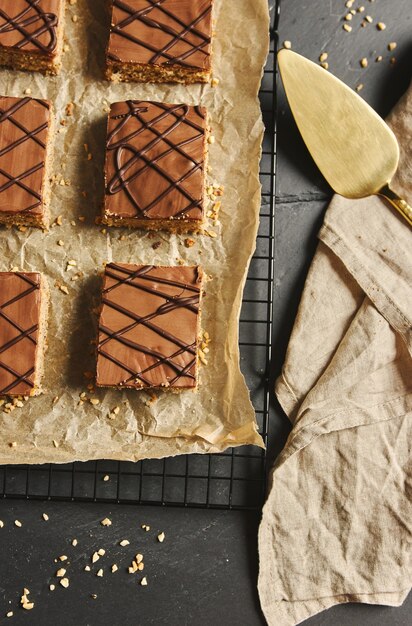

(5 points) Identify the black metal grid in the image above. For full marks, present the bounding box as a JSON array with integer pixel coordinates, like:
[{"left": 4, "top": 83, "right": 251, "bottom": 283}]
[{"left": 0, "top": 1, "right": 279, "bottom": 511}]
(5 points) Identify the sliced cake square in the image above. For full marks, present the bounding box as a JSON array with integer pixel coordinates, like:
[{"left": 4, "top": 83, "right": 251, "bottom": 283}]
[
  {"left": 106, "top": 0, "right": 213, "bottom": 83},
  {"left": 102, "top": 100, "right": 207, "bottom": 232},
  {"left": 96, "top": 263, "right": 202, "bottom": 391},
  {"left": 0, "top": 95, "right": 54, "bottom": 229},
  {"left": 0, "top": 271, "right": 48, "bottom": 397},
  {"left": 0, "top": 0, "right": 65, "bottom": 74}
]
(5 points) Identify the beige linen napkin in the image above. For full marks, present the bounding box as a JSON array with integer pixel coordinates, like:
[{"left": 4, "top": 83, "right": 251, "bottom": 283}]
[{"left": 258, "top": 85, "right": 412, "bottom": 625}]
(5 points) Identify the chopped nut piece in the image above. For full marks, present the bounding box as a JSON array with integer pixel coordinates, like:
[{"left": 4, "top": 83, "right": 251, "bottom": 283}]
[
  {"left": 343, "top": 23, "right": 352, "bottom": 32},
  {"left": 53, "top": 440, "right": 59, "bottom": 448},
  {"left": 49, "top": 584, "right": 55, "bottom": 591},
  {"left": 119, "top": 539, "right": 130, "bottom": 546},
  {"left": 137, "top": 562, "right": 144, "bottom": 571},
  {"left": 377, "top": 22, "right": 386, "bottom": 30},
  {"left": 97, "top": 548, "right": 106, "bottom": 556},
  {"left": 60, "top": 285, "right": 69, "bottom": 295},
  {"left": 136, "top": 553, "right": 143, "bottom": 564},
  {"left": 207, "top": 135, "right": 215, "bottom": 144},
  {"left": 357, "top": 6, "right": 365, "bottom": 12},
  {"left": 92, "top": 552, "right": 100, "bottom": 563},
  {"left": 103, "top": 475, "right": 110, "bottom": 482},
  {"left": 355, "top": 84, "right": 364, "bottom": 92},
  {"left": 9, "top": 442, "right": 17, "bottom": 448},
  {"left": 365, "top": 15, "right": 373, "bottom": 22},
  {"left": 6, "top": 612, "right": 13, "bottom": 618},
  {"left": 59, "top": 555, "right": 68, "bottom": 561},
  {"left": 140, "top": 577, "right": 148, "bottom": 586},
  {"left": 72, "top": 539, "right": 78, "bottom": 546},
  {"left": 319, "top": 52, "right": 328, "bottom": 62},
  {"left": 84, "top": 565, "right": 91, "bottom": 572},
  {"left": 14, "top": 520, "right": 22, "bottom": 527},
  {"left": 388, "top": 42, "right": 397, "bottom": 51},
  {"left": 157, "top": 532, "right": 165, "bottom": 543},
  {"left": 101, "top": 518, "right": 112, "bottom": 527},
  {"left": 360, "top": 58, "right": 368, "bottom": 68},
  {"left": 112, "top": 406, "right": 120, "bottom": 415},
  {"left": 282, "top": 40, "right": 292, "bottom": 49},
  {"left": 22, "top": 603, "right": 34, "bottom": 611},
  {"left": 90, "top": 594, "right": 97, "bottom": 599},
  {"left": 320, "top": 62, "right": 329, "bottom": 70},
  {"left": 90, "top": 398, "right": 100, "bottom": 406},
  {"left": 111, "top": 564, "right": 118, "bottom": 573},
  {"left": 344, "top": 13, "right": 352, "bottom": 20},
  {"left": 0, "top": 520, "right": 4, "bottom": 528},
  {"left": 60, "top": 578, "right": 69, "bottom": 588},
  {"left": 56, "top": 568, "right": 66, "bottom": 577},
  {"left": 96, "top": 569, "right": 104, "bottom": 577}
]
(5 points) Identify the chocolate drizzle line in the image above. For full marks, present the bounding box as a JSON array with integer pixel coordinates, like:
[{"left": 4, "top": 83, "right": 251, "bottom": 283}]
[
  {"left": 98, "top": 264, "right": 200, "bottom": 387},
  {"left": 106, "top": 101, "right": 204, "bottom": 220},
  {"left": 109, "top": 0, "right": 211, "bottom": 68},
  {"left": 0, "top": 97, "right": 49, "bottom": 213},
  {"left": 0, "top": 273, "right": 40, "bottom": 395},
  {"left": 0, "top": 0, "right": 58, "bottom": 54}
]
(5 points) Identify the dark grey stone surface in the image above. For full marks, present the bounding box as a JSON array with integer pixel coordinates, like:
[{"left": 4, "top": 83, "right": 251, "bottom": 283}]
[{"left": 0, "top": 1, "right": 411, "bottom": 624}]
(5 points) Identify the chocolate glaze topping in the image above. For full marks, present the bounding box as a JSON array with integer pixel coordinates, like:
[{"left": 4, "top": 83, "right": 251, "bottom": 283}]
[
  {"left": 0, "top": 272, "right": 41, "bottom": 396},
  {"left": 104, "top": 100, "right": 206, "bottom": 222},
  {"left": 0, "top": 0, "right": 60, "bottom": 55},
  {"left": 107, "top": 0, "right": 212, "bottom": 71},
  {"left": 0, "top": 95, "right": 50, "bottom": 217},
  {"left": 96, "top": 264, "right": 202, "bottom": 389}
]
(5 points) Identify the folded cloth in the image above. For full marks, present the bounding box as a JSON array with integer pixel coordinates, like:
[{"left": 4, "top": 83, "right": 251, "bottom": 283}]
[{"left": 258, "top": 84, "right": 412, "bottom": 626}]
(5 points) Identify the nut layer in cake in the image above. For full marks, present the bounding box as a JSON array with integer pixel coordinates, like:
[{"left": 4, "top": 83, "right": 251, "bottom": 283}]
[
  {"left": 0, "top": 0, "right": 65, "bottom": 74},
  {"left": 0, "top": 95, "right": 54, "bottom": 229},
  {"left": 102, "top": 100, "right": 207, "bottom": 232},
  {"left": 106, "top": 0, "right": 213, "bottom": 83},
  {"left": 96, "top": 263, "right": 202, "bottom": 391},
  {"left": 0, "top": 272, "right": 48, "bottom": 397}
]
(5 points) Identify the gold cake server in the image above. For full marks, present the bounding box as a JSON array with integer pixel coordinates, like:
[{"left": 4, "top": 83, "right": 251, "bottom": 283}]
[{"left": 278, "top": 49, "right": 412, "bottom": 227}]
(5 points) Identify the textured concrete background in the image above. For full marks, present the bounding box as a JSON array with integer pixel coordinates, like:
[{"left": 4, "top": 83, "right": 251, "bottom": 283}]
[{"left": 0, "top": 0, "right": 411, "bottom": 624}]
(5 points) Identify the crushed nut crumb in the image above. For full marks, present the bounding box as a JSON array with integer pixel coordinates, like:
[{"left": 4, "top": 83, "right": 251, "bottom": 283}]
[
  {"left": 157, "top": 532, "right": 165, "bottom": 543},
  {"left": 101, "top": 518, "right": 112, "bottom": 527},
  {"left": 96, "top": 569, "right": 104, "bottom": 577},
  {"left": 119, "top": 539, "right": 130, "bottom": 547},
  {"left": 140, "top": 577, "right": 148, "bottom": 586},
  {"left": 60, "top": 578, "right": 69, "bottom": 588},
  {"left": 111, "top": 564, "right": 118, "bottom": 573}
]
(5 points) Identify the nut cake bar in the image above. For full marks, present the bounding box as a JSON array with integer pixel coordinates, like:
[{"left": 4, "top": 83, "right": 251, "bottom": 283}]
[
  {"left": 0, "top": 0, "right": 65, "bottom": 74},
  {"left": 106, "top": 0, "right": 213, "bottom": 83},
  {"left": 96, "top": 264, "right": 202, "bottom": 391},
  {"left": 0, "top": 95, "right": 54, "bottom": 229},
  {"left": 102, "top": 100, "right": 207, "bottom": 232},
  {"left": 0, "top": 272, "right": 48, "bottom": 397}
]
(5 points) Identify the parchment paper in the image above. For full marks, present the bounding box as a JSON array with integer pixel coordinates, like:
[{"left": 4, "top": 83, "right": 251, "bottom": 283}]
[{"left": 0, "top": 0, "right": 269, "bottom": 463}]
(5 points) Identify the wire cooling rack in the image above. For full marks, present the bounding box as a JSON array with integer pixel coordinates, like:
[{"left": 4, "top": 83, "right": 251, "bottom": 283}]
[{"left": 0, "top": 1, "right": 279, "bottom": 511}]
